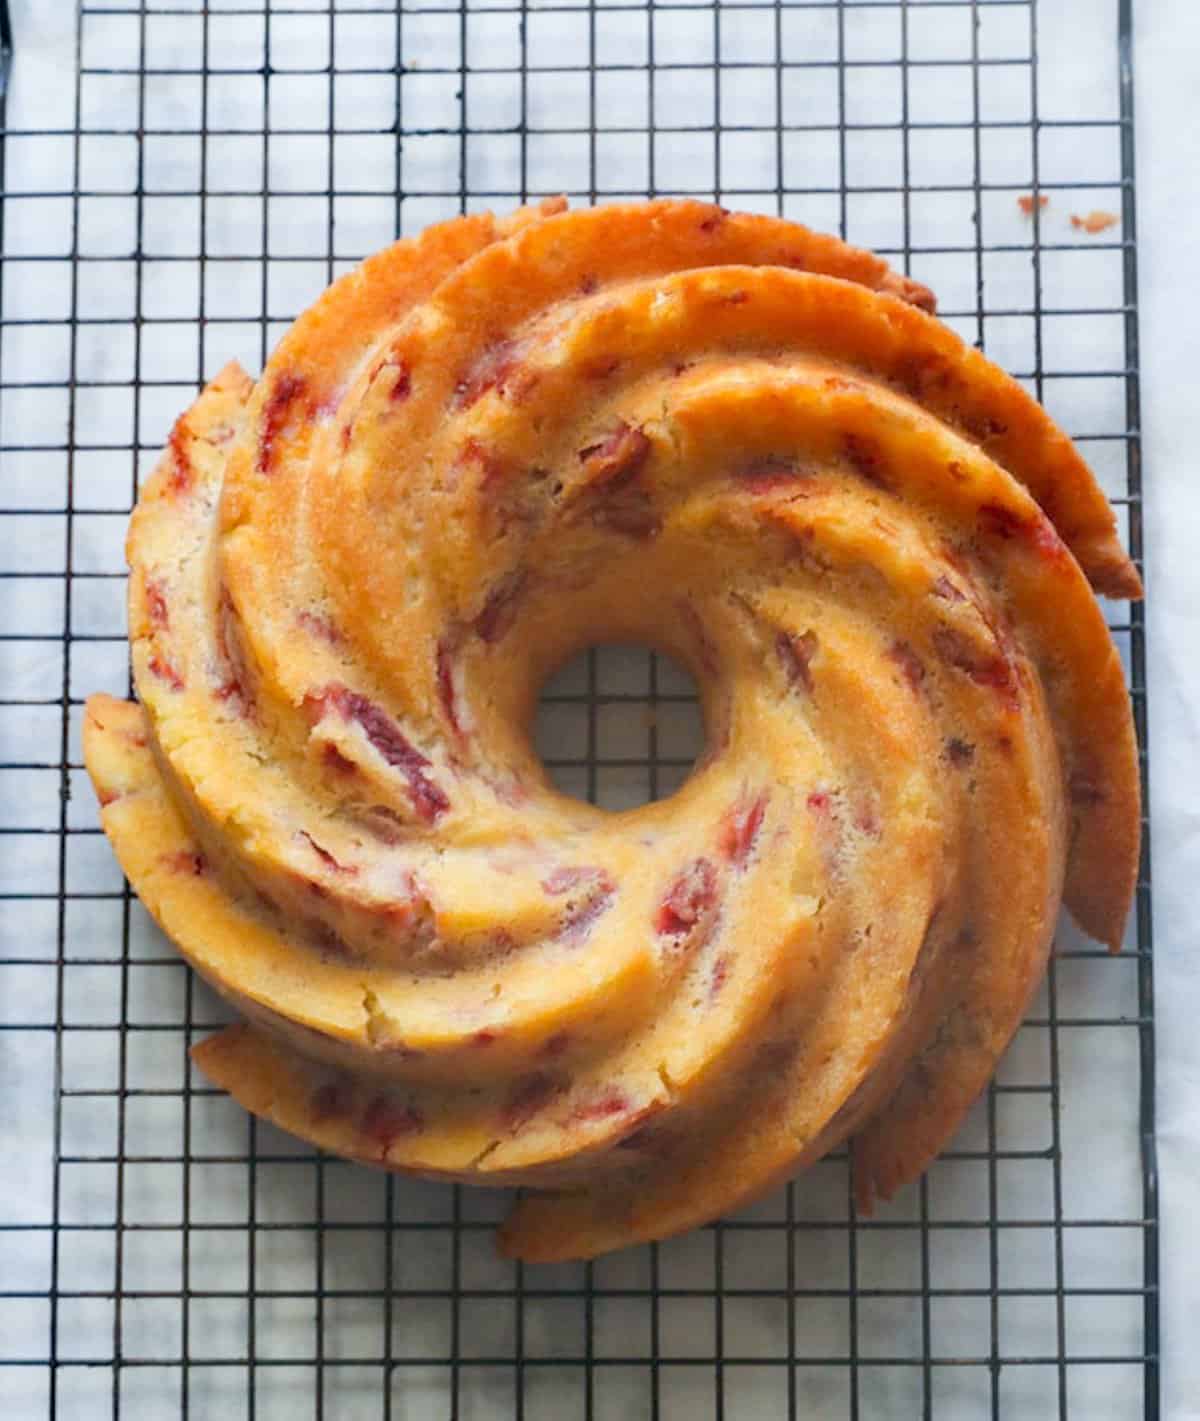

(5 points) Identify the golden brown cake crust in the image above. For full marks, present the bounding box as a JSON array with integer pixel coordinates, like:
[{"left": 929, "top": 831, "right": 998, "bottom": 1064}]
[{"left": 84, "top": 199, "right": 1139, "bottom": 1261}]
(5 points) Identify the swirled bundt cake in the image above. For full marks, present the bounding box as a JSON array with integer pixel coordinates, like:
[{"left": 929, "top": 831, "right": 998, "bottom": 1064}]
[{"left": 84, "top": 198, "right": 1140, "bottom": 1261}]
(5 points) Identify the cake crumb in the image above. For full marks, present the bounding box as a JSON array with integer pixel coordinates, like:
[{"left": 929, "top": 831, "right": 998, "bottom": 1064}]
[{"left": 1070, "top": 210, "right": 1119, "bottom": 234}]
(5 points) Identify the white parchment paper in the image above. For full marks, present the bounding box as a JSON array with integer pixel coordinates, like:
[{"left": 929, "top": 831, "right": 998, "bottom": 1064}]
[{"left": 1137, "top": 5, "right": 1200, "bottom": 1418}]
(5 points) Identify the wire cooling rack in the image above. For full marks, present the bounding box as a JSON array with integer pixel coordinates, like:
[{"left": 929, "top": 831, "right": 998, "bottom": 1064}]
[{"left": 0, "top": 0, "right": 1156, "bottom": 1416}]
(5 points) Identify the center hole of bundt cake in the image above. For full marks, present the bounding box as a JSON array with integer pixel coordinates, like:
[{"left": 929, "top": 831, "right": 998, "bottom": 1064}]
[{"left": 534, "top": 645, "right": 705, "bottom": 810}]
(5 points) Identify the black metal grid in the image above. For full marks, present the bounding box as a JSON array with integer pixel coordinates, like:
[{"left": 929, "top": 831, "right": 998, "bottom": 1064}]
[{"left": 0, "top": 0, "right": 1156, "bottom": 1416}]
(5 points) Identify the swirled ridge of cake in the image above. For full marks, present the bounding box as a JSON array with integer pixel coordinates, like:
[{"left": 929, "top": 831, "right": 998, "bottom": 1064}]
[{"left": 84, "top": 199, "right": 1140, "bottom": 1261}]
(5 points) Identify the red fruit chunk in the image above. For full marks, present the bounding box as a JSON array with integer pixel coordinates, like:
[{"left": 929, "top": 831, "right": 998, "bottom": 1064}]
[
  {"left": 777, "top": 629, "right": 818, "bottom": 693},
  {"left": 978, "top": 501, "right": 1065, "bottom": 561},
  {"left": 544, "top": 866, "right": 600, "bottom": 895},
  {"left": 738, "top": 456, "right": 809, "bottom": 494},
  {"left": 1028, "top": 516, "right": 1066, "bottom": 559},
  {"left": 887, "top": 640, "right": 926, "bottom": 691},
  {"left": 388, "top": 361, "right": 412, "bottom": 402},
  {"left": 486, "top": 768, "right": 528, "bottom": 808},
  {"left": 570, "top": 1087, "right": 631, "bottom": 1123},
  {"left": 561, "top": 879, "right": 616, "bottom": 946},
  {"left": 482, "top": 460, "right": 547, "bottom": 539},
  {"left": 148, "top": 654, "right": 184, "bottom": 691},
  {"left": 655, "top": 857, "right": 718, "bottom": 935},
  {"left": 931, "top": 574, "right": 967, "bottom": 603},
  {"left": 380, "top": 872, "right": 432, "bottom": 932},
  {"left": 296, "top": 609, "right": 342, "bottom": 645},
  {"left": 359, "top": 804, "right": 408, "bottom": 845},
  {"left": 578, "top": 422, "right": 651, "bottom": 488},
  {"left": 160, "top": 849, "right": 207, "bottom": 876},
  {"left": 298, "top": 830, "right": 357, "bottom": 876},
  {"left": 257, "top": 372, "right": 307, "bottom": 475},
  {"left": 932, "top": 626, "right": 1019, "bottom": 710},
  {"left": 708, "top": 953, "right": 731, "bottom": 1001},
  {"left": 435, "top": 639, "right": 465, "bottom": 738},
  {"left": 214, "top": 679, "right": 248, "bottom": 713},
  {"left": 309, "top": 683, "right": 450, "bottom": 823},
  {"left": 367, "top": 350, "right": 413, "bottom": 404},
  {"left": 144, "top": 577, "right": 169, "bottom": 629},
  {"left": 853, "top": 800, "right": 881, "bottom": 837},
  {"left": 453, "top": 436, "right": 508, "bottom": 495},
  {"left": 1068, "top": 750, "right": 1105, "bottom": 807},
  {"left": 718, "top": 791, "right": 768, "bottom": 867},
  {"left": 808, "top": 795, "right": 846, "bottom": 874},
  {"left": 214, "top": 587, "right": 255, "bottom": 717},
  {"left": 362, "top": 1096, "right": 424, "bottom": 1153},
  {"left": 166, "top": 418, "right": 193, "bottom": 495},
  {"left": 544, "top": 866, "right": 617, "bottom": 943},
  {"left": 313, "top": 388, "right": 342, "bottom": 421},
  {"left": 677, "top": 598, "right": 720, "bottom": 678},
  {"left": 452, "top": 338, "right": 520, "bottom": 410},
  {"left": 475, "top": 571, "right": 528, "bottom": 645}
]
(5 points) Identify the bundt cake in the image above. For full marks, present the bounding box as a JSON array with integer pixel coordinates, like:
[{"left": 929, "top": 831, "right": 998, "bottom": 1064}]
[{"left": 84, "top": 198, "right": 1141, "bottom": 1261}]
